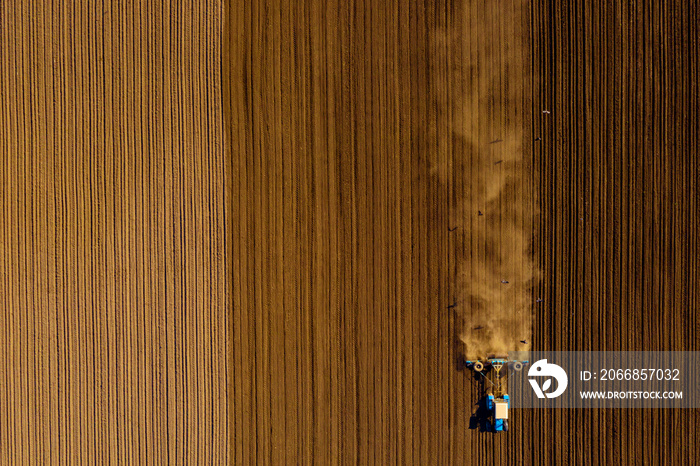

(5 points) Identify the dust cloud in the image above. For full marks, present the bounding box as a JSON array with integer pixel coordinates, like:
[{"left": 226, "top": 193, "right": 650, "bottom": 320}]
[{"left": 434, "top": 0, "right": 538, "bottom": 360}]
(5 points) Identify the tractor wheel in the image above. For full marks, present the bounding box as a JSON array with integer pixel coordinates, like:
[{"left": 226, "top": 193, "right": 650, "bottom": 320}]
[
  {"left": 512, "top": 361, "right": 524, "bottom": 372},
  {"left": 473, "top": 361, "right": 484, "bottom": 372},
  {"left": 503, "top": 420, "right": 509, "bottom": 432}
]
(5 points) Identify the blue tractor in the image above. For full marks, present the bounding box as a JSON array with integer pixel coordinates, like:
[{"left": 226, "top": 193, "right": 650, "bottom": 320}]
[
  {"left": 465, "top": 357, "right": 527, "bottom": 433},
  {"left": 487, "top": 393, "right": 509, "bottom": 432}
]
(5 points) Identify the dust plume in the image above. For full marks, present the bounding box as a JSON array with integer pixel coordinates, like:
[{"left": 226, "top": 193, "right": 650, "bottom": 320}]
[{"left": 434, "top": 0, "right": 539, "bottom": 359}]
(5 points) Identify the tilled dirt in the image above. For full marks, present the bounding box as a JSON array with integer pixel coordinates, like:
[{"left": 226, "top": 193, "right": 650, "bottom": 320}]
[
  {"left": 227, "top": 0, "right": 698, "bottom": 464},
  {"left": 1, "top": 0, "right": 697, "bottom": 464},
  {"left": 0, "top": 1, "right": 228, "bottom": 463}
]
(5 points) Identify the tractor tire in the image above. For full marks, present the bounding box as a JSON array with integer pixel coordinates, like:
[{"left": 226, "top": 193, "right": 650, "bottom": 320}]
[
  {"left": 503, "top": 420, "right": 509, "bottom": 432},
  {"left": 473, "top": 361, "right": 484, "bottom": 372},
  {"left": 512, "top": 361, "right": 524, "bottom": 372}
]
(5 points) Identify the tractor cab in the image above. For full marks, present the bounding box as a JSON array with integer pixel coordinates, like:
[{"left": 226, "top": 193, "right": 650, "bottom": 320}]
[{"left": 487, "top": 394, "right": 509, "bottom": 432}]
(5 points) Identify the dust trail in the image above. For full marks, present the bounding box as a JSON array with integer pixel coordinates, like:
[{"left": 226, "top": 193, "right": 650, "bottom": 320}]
[{"left": 435, "top": 0, "right": 538, "bottom": 359}]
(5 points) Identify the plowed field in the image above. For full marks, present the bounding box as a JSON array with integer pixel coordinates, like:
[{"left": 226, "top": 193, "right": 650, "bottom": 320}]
[
  {"left": 1, "top": 0, "right": 697, "bottom": 464},
  {"left": 1, "top": 1, "right": 228, "bottom": 463},
  {"left": 227, "top": 0, "right": 698, "bottom": 464}
]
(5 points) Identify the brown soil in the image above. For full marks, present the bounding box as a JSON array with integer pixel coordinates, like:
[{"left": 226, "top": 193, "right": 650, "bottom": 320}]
[
  {"left": 1, "top": 0, "right": 697, "bottom": 464},
  {"left": 0, "top": 1, "right": 228, "bottom": 463},
  {"left": 226, "top": 0, "right": 698, "bottom": 464}
]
